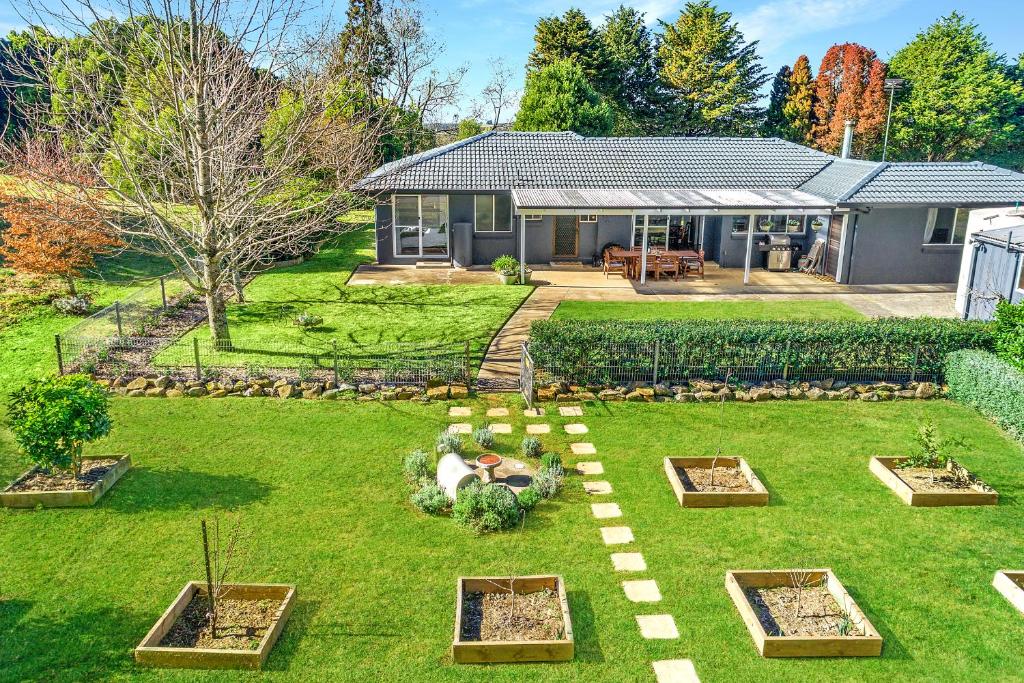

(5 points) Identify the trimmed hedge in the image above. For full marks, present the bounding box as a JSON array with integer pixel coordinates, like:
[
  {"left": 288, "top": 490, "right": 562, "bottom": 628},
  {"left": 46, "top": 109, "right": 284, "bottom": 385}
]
[
  {"left": 529, "top": 317, "right": 993, "bottom": 384},
  {"left": 945, "top": 350, "right": 1024, "bottom": 444}
]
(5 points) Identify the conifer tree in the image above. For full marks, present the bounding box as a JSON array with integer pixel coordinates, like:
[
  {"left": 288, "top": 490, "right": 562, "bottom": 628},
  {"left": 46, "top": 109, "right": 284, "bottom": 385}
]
[
  {"left": 763, "top": 65, "right": 791, "bottom": 137},
  {"left": 599, "top": 5, "right": 664, "bottom": 135},
  {"left": 782, "top": 55, "right": 815, "bottom": 144},
  {"left": 513, "top": 59, "right": 614, "bottom": 136},
  {"left": 811, "top": 43, "right": 887, "bottom": 157},
  {"left": 527, "top": 8, "right": 610, "bottom": 92}
]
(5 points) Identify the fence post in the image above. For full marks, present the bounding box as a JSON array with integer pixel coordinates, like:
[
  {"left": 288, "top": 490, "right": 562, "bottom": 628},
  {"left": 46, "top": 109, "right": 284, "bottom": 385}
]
[
  {"left": 159, "top": 276, "right": 167, "bottom": 309},
  {"left": 652, "top": 339, "right": 660, "bottom": 385},
  {"left": 910, "top": 344, "right": 920, "bottom": 383},
  {"left": 782, "top": 340, "right": 792, "bottom": 381},
  {"left": 463, "top": 341, "right": 471, "bottom": 387},
  {"left": 55, "top": 334, "right": 64, "bottom": 375},
  {"left": 114, "top": 301, "right": 123, "bottom": 338},
  {"left": 193, "top": 338, "right": 202, "bottom": 380},
  {"left": 332, "top": 340, "right": 339, "bottom": 386}
]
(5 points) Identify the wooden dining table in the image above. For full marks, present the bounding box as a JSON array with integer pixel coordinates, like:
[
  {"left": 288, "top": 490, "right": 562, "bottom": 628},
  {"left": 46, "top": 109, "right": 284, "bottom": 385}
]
[{"left": 608, "top": 248, "right": 700, "bottom": 280}]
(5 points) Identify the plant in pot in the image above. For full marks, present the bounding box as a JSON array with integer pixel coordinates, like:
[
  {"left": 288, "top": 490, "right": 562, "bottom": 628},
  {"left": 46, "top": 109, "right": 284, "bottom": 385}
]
[
  {"left": 758, "top": 219, "right": 774, "bottom": 232},
  {"left": 2, "top": 374, "right": 129, "bottom": 508},
  {"left": 492, "top": 254, "right": 519, "bottom": 285}
]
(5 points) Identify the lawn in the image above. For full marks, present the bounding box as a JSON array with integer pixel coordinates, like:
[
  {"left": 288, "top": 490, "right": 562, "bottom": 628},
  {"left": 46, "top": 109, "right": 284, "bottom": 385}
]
[
  {"left": 2, "top": 397, "right": 1023, "bottom": 681},
  {"left": 171, "top": 226, "right": 531, "bottom": 371},
  {"left": 551, "top": 300, "right": 865, "bottom": 321}
]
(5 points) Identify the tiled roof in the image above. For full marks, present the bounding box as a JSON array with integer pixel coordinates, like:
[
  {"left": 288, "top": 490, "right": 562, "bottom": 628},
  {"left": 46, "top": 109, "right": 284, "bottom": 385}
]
[
  {"left": 356, "top": 131, "right": 833, "bottom": 191},
  {"left": 797, "top": 158, "right": 884, "bottom": 202},
  {"left": 512, "top": 188, "right": 832, "bottom": 210},
  {"left": 840, "top": 162, "right": 1024, "bottom": 205}
]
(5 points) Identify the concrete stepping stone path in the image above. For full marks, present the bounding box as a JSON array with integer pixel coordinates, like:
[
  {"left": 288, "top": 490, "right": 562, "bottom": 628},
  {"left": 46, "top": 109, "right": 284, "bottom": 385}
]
[
  {"left": 489, "top": 423, "right": 512, "bottom": 434},
  {"left": 590, "top": 502, "right": 621, "bottom": 519},
  {"left": 558, "top": 406, "right": 584, "bottom": 417},
  {"left": 600, "top": 526, "right": 634, "bottom": 545},
  {"left": 622, "top": 580, "right": 662, "bottom": 603},
  {"left": 448, "top": 406, "right": 472, "bottom": 417},
  {"left": 523, "top": 408, "right": 545, "bottom": 417},
  {"left": 526, "top": 423, "right": 550, "bottom": 434},
  {"left": 653, "top": 660, "right": 700, "bottom": 683},
  {"left": 571, "top": 443, "right": 597, "bottom": 456},
  {"left": 575, "top": 461, "right": 603, "bottom": 475},
  {"left": 485, "top": 407, "right": 509, "bottom": 417},
  {"left": 564, "top": 423, "right": 588, "bottom": 434},
  {"left": 583, "top": 481, "right": 613, "bottom": 495},
  {"left": 611, "top": 553, "right": 647, "bottom": 572},
  {"left": 635, "top": 614, "right": 679, "bottom": 640},
  {"left": 447, "top": 423, "right": 472, "bottom": 434}
]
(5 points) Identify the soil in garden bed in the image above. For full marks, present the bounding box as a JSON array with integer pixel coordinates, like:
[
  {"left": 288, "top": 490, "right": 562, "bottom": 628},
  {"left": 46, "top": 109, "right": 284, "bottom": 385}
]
[
  {"left": 745, "top": 585, "right": 863, "bottom": 638},
  {"left": 895, "top": 467, "right": 975, "bottom": 492},
  {"left": 7, "top": 458, "right": 121, "bottom": 492},
  {"left": 460, "top": 588, "right": 565, "bottom": 642},
  {"left": 158, "top": 593, "right": 279, "bottom": 650},
  {"left": 677, "top": 465, "right": 754, "bottom": 493}
]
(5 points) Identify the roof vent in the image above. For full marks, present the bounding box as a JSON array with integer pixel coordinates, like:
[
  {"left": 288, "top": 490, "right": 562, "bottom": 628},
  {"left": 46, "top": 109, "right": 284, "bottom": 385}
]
[{"left": 841, "top": 120, "right": 855, "bottom": 159}]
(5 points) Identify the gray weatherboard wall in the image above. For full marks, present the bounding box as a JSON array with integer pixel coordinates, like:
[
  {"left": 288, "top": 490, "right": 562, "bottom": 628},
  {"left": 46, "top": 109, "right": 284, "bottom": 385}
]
[
  {"left": 963, "top": 238, "right": 1023, "bottom": 320},
  {"left": 844, "top": 207, "right": 963, "bottom": 285}
]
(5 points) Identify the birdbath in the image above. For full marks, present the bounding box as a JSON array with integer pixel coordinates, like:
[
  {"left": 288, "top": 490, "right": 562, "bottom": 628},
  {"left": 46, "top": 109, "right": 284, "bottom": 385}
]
[{"left": 476, "top": 454, "right": 503, "bottom": 484}]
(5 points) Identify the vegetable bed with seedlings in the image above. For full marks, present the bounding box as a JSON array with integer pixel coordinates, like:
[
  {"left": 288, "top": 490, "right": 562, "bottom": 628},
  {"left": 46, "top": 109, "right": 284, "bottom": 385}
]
[
  {"left": 453, "top": 576, "right": 574, "bottom": 663},
  {"left": 726, "top": 569, "right": 882, "bottom": 658}
]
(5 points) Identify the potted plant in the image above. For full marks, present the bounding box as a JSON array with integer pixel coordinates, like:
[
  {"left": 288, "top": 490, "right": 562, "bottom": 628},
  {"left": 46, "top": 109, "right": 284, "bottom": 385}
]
[
  {"left": 786, "top": 218, "right": 802, "bottom": 232},
  {"left": 758, "top": 219, "right": 773, "bottom": 232},
  {"left": 519, "top": 266, "right": 533, "bottom": 285},
  {"left": 2, "top": 374, "right": 130, "bottom": 508},
  {"left": 491, "top": 255, "right": 519, "bottom": 285},
  {"left": 810, "top": 217, "right": 825, "bottom": 230}
]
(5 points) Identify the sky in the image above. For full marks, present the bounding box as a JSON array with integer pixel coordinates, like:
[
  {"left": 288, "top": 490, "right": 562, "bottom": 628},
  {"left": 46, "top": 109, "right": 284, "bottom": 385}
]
[{"left": 2, "top": 0, "right": 1021, "bottom": 122}]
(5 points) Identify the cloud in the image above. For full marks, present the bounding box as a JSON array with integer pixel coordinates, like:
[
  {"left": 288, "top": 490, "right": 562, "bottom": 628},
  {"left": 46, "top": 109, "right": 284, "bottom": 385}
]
[{"left": 736, "top": 0, "right": 906, "bottom": 56}]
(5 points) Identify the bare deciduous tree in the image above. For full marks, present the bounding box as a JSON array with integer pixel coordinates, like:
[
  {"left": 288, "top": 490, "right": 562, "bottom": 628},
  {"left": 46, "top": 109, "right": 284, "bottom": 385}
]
[
  {"left": 6, "top": 0, "right": 388, "bottom": 345},
  {"left": 481, "top": 57, "right": 518, "bottom": 127}
]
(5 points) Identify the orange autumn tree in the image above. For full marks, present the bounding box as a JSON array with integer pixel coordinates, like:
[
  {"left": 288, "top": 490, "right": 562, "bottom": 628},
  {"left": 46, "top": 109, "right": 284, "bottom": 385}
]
[
  {"left": 0, "top": 182, "right": 119, "bottom": 297},
  {"left": 811, "top": 43, "right": 888, "bottom": 157}
]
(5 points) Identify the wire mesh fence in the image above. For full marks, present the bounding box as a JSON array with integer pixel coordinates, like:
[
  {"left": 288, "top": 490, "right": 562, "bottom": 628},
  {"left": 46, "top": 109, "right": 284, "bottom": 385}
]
[
  {"left": 528, "top": 338, "right": 940, "bottom": 389},
  {"left": 63, "top": 273, "right": 195, "bottom": 339},
  {"left": 56, "top": 334, "right": 471, "bottom": 386}
]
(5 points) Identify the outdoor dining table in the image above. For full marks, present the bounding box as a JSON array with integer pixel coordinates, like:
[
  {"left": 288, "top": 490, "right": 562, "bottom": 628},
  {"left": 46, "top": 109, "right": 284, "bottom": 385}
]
[{"left": 608, "top": 248, "right": 700, "bottom": 280}]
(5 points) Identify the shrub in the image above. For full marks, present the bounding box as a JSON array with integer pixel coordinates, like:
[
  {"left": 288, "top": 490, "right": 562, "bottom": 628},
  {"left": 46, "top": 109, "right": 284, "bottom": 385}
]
[
  {"left": 994, "top": 301, "right": 1024, "bottom": 371},
  {"left": 529, "top": 317, "right": 993, "bottom": 384},
  {"left": 452, "top": 481, "right": 522, "bottom": 533},
  {"left": 540, "top": 452, "right": 563, "bottom": 475},
  {"left": 491, "top": 254, "right": 519, "bottom": 275},
  {"left": 52, "top": 296, "right": 91, "bottom": 315},
  {"left": 411, "top": 482, "right": 449, "bottom": 515},
  {"left": 521, "top": 436, "right": 542, "bottom": 458},
  {"left": 7, "top": 375, "right": 112, "bottom": 477},
  {"left": 945, "top": 350, "right": 1024, "bottom": 444},
  {"left": 293, "top": 311, "right": 323, "bottom": 328},
  {"left": 472, "top": 426, "right": 495, "bottom": 448},
  {"left": 403, "top": 449, "right": 432, "bottom": 484},
  {"left": 517, "top": 486, "right": 542, "bottom": 511},
  {"left": 531, "top": 467, "right": 563, "bottom": 499},
  {"left": 436, "top": 431, "right": 463, "bottom": 454}
]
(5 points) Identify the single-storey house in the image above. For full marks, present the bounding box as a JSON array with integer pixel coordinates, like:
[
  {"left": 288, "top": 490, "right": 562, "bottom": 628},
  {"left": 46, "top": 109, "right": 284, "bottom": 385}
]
[
  {"left": 354, "top": 131, "right": 1024, "bottom": 286},
  {"left": 956, "top": 207, "right": 1024, "bottom": 320}
]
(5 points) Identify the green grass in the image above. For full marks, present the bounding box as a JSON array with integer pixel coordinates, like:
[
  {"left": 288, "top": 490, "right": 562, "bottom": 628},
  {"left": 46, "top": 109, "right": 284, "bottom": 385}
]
[
  {"left": 170, "top": 227, "right": 531, "bottom": 370},
  {"left": 1, "top": 398, "right": 1023, "bottom": 681},
  {"left": 550, "top": 300, "right": 866, "bottom": 321}
]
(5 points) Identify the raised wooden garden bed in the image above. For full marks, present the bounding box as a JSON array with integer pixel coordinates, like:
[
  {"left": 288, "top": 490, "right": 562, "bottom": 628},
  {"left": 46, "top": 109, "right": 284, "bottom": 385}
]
[
  {"left": 135, "top": 582, "right": 296, "bottom": 670},
  {"left": 453, "top": 575, "right": 573, "bottom": 663},
  {"left": 0, "top": 455, "right": 131, "bottom": 509},
  {"left": 664, "top": 457, "right": 768, "bottom": 507},
  {"left": 725, "top": 569, "right": 882, "bottom": 658},
  {"left": 993, "top": 571, "right": 1024, "bottom": 616},
  {"left": 869, "top": 457, "right": 998, "bottom": 507}
]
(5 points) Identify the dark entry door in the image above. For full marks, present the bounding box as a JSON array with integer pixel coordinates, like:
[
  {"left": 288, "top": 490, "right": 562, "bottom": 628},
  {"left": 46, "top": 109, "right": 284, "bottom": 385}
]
[
  {"left": 824, "top": 214, "right": 843, "bottom": 279},
  {"left": 553, "top": 216, "right": 579, "bottom": 258}
]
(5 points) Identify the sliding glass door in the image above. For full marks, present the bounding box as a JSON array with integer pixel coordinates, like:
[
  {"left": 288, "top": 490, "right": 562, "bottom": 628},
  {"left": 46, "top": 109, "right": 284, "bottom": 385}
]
[{"left": 394, "top": 194, "right": 449, "bottom": 258}]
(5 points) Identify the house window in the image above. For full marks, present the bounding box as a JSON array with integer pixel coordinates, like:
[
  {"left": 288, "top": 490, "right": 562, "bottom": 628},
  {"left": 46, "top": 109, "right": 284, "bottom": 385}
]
[
  {"left": 524, "top": 214, "right": 543, "bottom": 222},
  {"left": 728, "top": 215, "right": 750, "bottom": 234},
  {"left": 631, "top": 215, "right": 668, "bottom": 249},
  {"left": 735, "top": 215, "right": 807, "bottom": 234},
  {"left": 474, "top": 194, "right": 512, "bottom": 232},
  {"left": 924, "top": 208, "right": 969, "bottom": 245},
  {"left": 393, "top": 194, "right": 449, "bottom": 257},
  {"left": 580, "top": 214, "right": 598, "bottom": 223}
]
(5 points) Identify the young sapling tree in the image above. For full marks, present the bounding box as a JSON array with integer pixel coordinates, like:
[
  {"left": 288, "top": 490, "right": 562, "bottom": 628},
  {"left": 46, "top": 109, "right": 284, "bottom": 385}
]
[{"left": 199, "top": 516, "right": 248, "bottom": 640}]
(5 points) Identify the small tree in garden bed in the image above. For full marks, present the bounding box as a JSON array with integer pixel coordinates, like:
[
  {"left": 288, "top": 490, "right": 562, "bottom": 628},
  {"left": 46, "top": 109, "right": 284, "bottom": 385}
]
[
  {"left": 199, "top": 517, "right": 249, "bottom": 640},
  {"left": 7, "top": 375, "right": 111, "bottom": 478},
  {"left": 897, "top": 421, "right": 967, "bottom": 484}
]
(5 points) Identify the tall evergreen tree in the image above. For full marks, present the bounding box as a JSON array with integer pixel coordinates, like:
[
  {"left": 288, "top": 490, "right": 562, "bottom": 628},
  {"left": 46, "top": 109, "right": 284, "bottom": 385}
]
[
  {"left": 599, "top": 5, "right": 664, "bottom": 135},
  {"left": 0, "top": 28, "right": 51, "bottom": 141},
  {"left": 782, "top": 55, "right": 815, "bottom": 144},
  {"left": 763, "top": 65, "right": 791, "bottom": 137},
  {"left": 527, "top": 8, "right": 610, "bottom": 92},
  {"left": 888, "top": 13, "right": 1024, "bottom": 161},
  {"left": 513, "top": 59, "right": 614, "bottom": 136},
  {"left": 335, "top": 0, "right": 394, "bottom": 99},
  {"left": 657, "top": 1, "right": 767, "bottom": 136},
  {"left": 811, "top": 43, "right": 887, "bottom": 157}
]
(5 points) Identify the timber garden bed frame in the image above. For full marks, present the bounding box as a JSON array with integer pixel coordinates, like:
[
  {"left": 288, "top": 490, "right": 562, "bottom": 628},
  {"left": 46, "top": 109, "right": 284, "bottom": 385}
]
[
  {"left": 869, "top": 457, "right": 998, "bottom": 507},
  {"left": 993, "top": 571, "right": 1024, "bottom": 616},
  {"left": 0, "top": 455, "right": 132, "bottom": 509},
  {"left": 664, "top": 457, "right": 768, "bottom": 507}
]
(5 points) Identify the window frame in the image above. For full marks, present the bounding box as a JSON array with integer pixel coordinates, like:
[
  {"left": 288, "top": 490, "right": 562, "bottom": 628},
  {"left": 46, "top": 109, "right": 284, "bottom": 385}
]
[
  {"left": 579, "top": 214, "right": 598, "bottom": 223},
  {"left": 524, "top": 214, "right": 543, "bottom": 222},
  {"left": 392, "top": 194, "right": 450, "bottom": 258},
  {"left": 923, "top": 207, "right": 969, "bottom": 246},
  {"left": 473, "top": 194, "right": 513, "bottom": 233}
]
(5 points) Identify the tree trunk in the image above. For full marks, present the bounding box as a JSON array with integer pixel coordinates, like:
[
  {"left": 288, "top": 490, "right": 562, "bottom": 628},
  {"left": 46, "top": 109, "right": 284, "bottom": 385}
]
[
  {"left": 203, "top": 257, "right": 231, "bottom": 348},
  {"left": 232, "top": 270, "right": 245, "bottom": 303},
  {"left": 66, "top": 276, "right": 78, "bottom": 297}
]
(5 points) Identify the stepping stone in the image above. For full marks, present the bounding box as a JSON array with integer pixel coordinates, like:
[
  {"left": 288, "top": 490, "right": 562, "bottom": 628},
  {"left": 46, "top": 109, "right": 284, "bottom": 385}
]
[
  {"left": 526, "top": 423, "right": 550, "bottom": 434},
  {"left": 447, "top": 423, "right": 472, "bottom": 434},
  {"left": 448, "top": 406, "right": 472, "bottom": 417},
  {"left": 489, "top": 423, "right": 512, "bottom": 434},
  {"left": 524, "top": 408, "right": 545, "bottom": 417},
  {"left": 590, "top": 502, "right": 621, "bottom": 519},
  {"left": 575, "top": 461, "right": 603, "bottom": 475},
  {"left": 558, "top": 406, "right": 583, "bottom": 417},
  {"left": 571, "top": 442, "right": 597, "bottom": 456},
  {"left": 622, "top": 579, "right": 662, "bottom": 603},
  {"left": 635, "top": 614, "right": 679, "bottom": 640},
  {"left": 611, "top": 552, "right": 647, "bottom": 572},
  {"left": 583, "top": 481, "right": 612, "bottom": 495},
  {"left": 600, "top": 526, "right": 634, "bottom": 545},
  {"left": 486, "top": 407, "right": 509, "bottom": 417},
  {"left": 653, "top": 660, "right": 700, "bottom": 683},
  {"left": 564, "top": 423, "right": 588, "bottom": 434}
]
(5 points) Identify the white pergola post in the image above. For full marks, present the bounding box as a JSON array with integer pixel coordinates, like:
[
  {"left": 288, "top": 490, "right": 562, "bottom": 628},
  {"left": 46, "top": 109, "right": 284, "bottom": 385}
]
[
  {"left": 743, "top": 213, "right": 756, "bottom": 285},
  {"left": 519, "top": 213, "right": 526, "bottom": 283},
  {"left": 640, "top": 222, "right": 649, "bottom": 284}
]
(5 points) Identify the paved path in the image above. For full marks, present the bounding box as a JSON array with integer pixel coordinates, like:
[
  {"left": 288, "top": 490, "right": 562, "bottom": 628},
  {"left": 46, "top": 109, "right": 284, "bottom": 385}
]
[{"left": 475, "top": 290, "right": 560, "bottom": 389}]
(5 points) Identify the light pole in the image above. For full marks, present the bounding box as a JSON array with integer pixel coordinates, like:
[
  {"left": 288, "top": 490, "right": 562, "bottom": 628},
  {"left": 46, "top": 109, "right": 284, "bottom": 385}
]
[{"left": 881, "top": 78, "right": 906, "bottom": 162}]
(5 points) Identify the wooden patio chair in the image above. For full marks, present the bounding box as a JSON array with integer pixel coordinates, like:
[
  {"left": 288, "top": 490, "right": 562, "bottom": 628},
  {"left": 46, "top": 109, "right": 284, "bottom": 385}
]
[
  {"left": 603, "top": 248, "right": 625, "bottom": 278},
  {"left": 683, "top": 250, "right": 705, "bottom": 280},
  {"left": 655, "top": 254, "right": 680, "bottom": 281}
]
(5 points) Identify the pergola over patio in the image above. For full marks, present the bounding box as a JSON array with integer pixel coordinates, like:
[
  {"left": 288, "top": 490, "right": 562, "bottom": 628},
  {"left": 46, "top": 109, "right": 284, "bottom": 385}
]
[{"left": 511, "top": 188, "right": 836, "bottom": 285}]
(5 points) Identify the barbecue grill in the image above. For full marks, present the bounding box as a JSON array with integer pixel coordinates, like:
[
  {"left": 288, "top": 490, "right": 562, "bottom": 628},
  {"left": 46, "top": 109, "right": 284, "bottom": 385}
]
[{"left": 767, "top": 234, "right": 793, "bottom": 271}]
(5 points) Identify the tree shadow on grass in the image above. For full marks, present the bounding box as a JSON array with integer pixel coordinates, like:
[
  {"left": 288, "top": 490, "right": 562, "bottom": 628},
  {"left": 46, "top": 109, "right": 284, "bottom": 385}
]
[
  {"left": 100, "top": 467, "right": 273, "bottom": 512},
  {"left": 568, "top": 591, "right": 604, "bottom": 663}
]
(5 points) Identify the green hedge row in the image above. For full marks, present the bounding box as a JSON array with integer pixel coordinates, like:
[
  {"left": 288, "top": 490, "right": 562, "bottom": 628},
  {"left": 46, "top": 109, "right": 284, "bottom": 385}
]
[
  {"left": 529, "top": 317, "right": 994, "bottom": 383},
  {"left": 945, "top": 350, "right": 1024, "bottom": 444}
]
